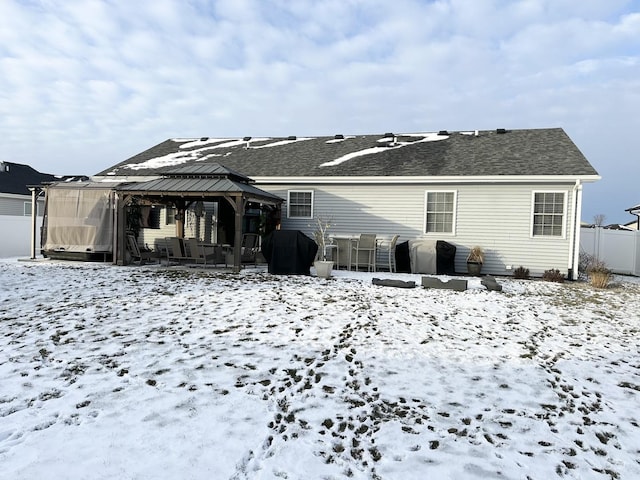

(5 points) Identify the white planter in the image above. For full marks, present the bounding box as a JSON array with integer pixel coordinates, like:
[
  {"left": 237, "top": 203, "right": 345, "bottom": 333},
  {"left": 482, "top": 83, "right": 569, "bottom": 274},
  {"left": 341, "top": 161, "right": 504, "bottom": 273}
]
[{"left": 314, "top": 260, "right": 334, "bottom": 279}]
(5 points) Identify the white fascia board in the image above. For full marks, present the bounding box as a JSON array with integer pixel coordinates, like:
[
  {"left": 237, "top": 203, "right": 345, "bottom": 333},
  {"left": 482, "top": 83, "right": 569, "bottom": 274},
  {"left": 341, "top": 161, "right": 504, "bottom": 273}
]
[{"left": 252, "top": 175, "right": 602, "bottom": 185}]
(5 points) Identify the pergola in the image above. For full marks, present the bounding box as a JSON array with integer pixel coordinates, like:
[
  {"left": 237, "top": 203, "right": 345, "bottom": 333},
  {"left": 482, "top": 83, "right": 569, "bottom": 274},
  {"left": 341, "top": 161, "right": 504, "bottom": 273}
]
[{"left": 114, "top": 163, "right": 283, "bottom": 271}]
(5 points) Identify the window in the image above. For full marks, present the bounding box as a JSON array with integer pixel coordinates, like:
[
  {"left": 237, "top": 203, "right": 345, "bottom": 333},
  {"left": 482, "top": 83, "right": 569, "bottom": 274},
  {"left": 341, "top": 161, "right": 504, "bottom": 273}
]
[
  {"left": 165, "top": 207, "right": 177, "bottom": 225},
  {"left": 288, "top": 190, "right": 313, "bottom": 218},
  {"left": 24, "top": 202, "right": 33, "bottom": 216},
  {"left": 532, "top": 192, "right": 565, "bottom": 237},
  {"left": 148, "top": 207, "right": 161, "bottom": 229},
  {"left": 425, "top": 191, "right": 456, "bottom": 234}
]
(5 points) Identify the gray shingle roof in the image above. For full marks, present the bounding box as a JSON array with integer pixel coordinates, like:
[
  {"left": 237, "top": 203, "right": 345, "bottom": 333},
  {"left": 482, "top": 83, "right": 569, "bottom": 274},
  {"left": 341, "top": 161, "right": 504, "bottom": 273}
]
[
  {"left": 98, "top": 128, "right": 599, "bottom": 179},
  {"left": 0, "top": 162, "right": 58, "bottom": 195}
]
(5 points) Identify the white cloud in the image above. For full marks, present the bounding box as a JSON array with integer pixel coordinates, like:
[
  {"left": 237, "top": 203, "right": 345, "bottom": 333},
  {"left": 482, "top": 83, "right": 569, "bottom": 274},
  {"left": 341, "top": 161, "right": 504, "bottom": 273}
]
[{"left": 0, "top": 0, "right": 639, "bottom": 221}]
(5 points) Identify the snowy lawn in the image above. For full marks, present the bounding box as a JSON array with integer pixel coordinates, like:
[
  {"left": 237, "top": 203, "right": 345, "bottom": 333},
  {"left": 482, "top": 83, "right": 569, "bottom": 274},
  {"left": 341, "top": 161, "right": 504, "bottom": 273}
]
[{"left": 1, "top": 259, "right": 639, "bottom": 479}]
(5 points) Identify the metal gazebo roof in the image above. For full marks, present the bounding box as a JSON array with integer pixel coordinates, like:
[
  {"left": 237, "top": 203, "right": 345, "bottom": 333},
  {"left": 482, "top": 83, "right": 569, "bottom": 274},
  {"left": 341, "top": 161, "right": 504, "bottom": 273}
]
[{"left": 115, "top": 163, "right": 283, "bottom": 205}]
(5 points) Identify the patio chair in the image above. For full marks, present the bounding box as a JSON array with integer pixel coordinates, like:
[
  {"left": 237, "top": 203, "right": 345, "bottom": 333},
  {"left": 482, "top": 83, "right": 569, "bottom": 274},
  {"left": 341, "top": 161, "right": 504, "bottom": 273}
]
[
  {"left": 241, "top": 233, "right": 260, "bottom": 265},
  {"left": 377, "top": 234, "right": 400, "bottom": 272},
  {"left": 334, "top": 237, "right": 352, "bottom": 270},
  {"left": 166, "top": 237, "right": 195, "bottom": 263},
  {"left": 186, "top": 238, "right": 224, "bottom": 266},
  {"left": 127, "top": 234, "right": 154, "bottom": 265},
  {"left": 350, "top": 233, "right": 377, "bottom": 271}
]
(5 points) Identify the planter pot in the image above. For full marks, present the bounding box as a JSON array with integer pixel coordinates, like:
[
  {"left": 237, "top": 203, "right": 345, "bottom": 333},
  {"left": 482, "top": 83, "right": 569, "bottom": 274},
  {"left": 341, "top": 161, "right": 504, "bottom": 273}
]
[
  {"left": 467, "top": 261, "right": 483, "bottom": 276},
  {"left": 314, "top": 260, "right": 334, "bottom": 279}
]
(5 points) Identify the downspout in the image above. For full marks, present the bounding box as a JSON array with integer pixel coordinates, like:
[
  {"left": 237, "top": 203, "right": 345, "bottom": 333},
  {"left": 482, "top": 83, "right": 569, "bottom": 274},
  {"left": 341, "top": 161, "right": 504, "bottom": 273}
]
[{"left": 568, "top": 180, "right": 583, "bottom": 280}]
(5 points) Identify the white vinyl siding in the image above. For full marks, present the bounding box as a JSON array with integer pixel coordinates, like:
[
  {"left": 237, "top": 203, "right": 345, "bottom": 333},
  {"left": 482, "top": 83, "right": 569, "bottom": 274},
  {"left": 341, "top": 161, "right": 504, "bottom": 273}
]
[
  {"left": 0, "top": 195, "right": 44, "bottom": 217},
  {"left": 258, "top": 182, "right": 575, "bottom": 277},
  {"left": 532, "top": 191, "right": 566, "bottom": 237},
  {"left": 287, "top": 190, "right": 313, "bottom": 218},
  {"left": 424, "top": 191, "right": 456, "bottom": 234}
]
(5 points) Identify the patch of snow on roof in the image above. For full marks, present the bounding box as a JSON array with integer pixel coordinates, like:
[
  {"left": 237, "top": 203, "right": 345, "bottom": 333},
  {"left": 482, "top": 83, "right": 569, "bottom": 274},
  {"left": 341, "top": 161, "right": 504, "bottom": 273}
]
[
  {"left": 251, "top": 137, "right": 313, "bottom": 149},
  {"left": 123, "top": 151, "right": 199, "bottom": 171},
  {"left": 403, "top": 132, "right": 449, "bottom": 141},
  {"left": 326, "top": 136, "right": 356, "bottom": 144},
  {"left": 176, "top": 138, "right": 230, "bottom": 149},
  {"left": 320, "top": 146, "right": 401, "bottom": 167},
  {"left": 320, "top": 132, "right": 448, "bottom": 167},
  {"left": 179, "top": 137, "right": 273, "bottom": 151}
]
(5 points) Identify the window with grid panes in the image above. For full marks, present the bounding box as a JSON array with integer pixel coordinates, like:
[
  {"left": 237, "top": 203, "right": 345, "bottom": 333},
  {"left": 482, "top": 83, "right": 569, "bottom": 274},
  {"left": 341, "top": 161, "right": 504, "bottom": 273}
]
[
  {"left": 288, "top": 190, "right": 313, "bottom": 218},
  {"left": 532, "top": 192, "right": 565, "bottom": 236},
  {"left": 425, "top": 191, "right": 455, "bottom": 233}
]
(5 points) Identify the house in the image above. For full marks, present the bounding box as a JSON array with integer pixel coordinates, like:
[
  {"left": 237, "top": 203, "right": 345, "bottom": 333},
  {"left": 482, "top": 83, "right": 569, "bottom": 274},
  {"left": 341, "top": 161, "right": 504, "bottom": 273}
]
[
  {"left": 625, "top": 204, "right": 640, "bottom": 230},
  {"left": 84, "top": 127, "right": 599, "bottom": 278},
  {"left": 0, "top": 161, "right": 60, "bottom": 258},
  {"left": 0, "top": 161, "right": 58, "bottom": 216}
]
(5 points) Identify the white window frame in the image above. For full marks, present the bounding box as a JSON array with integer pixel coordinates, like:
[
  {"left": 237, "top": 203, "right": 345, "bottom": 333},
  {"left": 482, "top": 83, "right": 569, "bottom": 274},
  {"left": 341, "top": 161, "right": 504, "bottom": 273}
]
[
  {"left": 530, "top": 191, "right": 567, "bottom": 238},
  {"left": 287, "top": 190, "right": 314, "bottom": 219},
  {"left": 24, "top": 201, "right": 34, "bottom": 216},
  {"left": 423, "top": 190, "right": 457, "bottom": 235}
]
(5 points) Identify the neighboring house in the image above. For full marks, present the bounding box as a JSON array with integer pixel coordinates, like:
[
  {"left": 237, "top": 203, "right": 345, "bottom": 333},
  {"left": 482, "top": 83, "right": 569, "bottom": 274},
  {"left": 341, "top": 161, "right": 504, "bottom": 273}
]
[
  {"left": 0, "top": 161, "right": 59, "bottom": 258},
  {"left": 0, "top": 161, "right": 58, "bottom": 216},
  {"left": 86, "top": 127, "right": 599, "bottom": 278},
  {"left": 625, "top": 204, "right": 640, "bottom": 230}
]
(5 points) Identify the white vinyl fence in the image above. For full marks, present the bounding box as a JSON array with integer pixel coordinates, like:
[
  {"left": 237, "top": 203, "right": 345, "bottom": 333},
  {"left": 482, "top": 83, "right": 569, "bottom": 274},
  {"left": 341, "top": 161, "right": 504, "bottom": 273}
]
[
  {"left": 0, "top": 215, "right": 42, "bottom": 258},
  {"left": 580, "top": 227, "right": 640, "bottom": 276}
]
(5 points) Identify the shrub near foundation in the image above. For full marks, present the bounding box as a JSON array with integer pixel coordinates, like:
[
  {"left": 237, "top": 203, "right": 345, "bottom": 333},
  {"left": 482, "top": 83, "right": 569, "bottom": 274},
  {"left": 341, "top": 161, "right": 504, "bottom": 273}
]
[
  {"left": 542, "top": 269, "right": 565, "bottom": 283},
  {"left": 513, "top": 266, "right": 530, "bottom": 280}
]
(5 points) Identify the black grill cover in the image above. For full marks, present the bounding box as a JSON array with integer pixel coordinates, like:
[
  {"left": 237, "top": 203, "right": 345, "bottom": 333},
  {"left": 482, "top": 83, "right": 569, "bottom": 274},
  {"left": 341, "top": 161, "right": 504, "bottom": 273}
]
[
  {"left": 261, "top": 230, "right": 318, "bottom": 275},
  {"left": 436, "top": 240, "right": 456, "bottom": 275},
  {"left": 395, "top": 241, "right": 411, "bottom": 273}
]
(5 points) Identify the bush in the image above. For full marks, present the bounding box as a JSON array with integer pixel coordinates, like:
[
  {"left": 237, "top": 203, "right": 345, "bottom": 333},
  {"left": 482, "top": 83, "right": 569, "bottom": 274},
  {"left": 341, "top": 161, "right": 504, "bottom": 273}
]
[
  {"left": 513, "top": 266, "right": 530, "bottom": 280},
  {"left": 578, "top": 252, "right": 595, "bottom": 281},
  {"left": 542, "top": 269, "right": 565, "bottom": 283},
  {"left": 587, "top": 259, "right": 612, "bottom": 289}
]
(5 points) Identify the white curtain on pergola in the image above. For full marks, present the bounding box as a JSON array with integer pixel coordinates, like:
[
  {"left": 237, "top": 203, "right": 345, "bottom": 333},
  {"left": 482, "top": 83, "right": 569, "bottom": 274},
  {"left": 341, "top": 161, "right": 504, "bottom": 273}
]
[{"left": 43, "top": 186, "right": 114, "bottom": 253}]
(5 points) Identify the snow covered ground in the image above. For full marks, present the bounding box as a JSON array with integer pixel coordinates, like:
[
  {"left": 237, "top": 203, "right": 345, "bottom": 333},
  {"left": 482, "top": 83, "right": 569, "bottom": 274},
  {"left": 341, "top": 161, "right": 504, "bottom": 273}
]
[{"left": 1, "top": 258, "right": 639, "bottom": 479}]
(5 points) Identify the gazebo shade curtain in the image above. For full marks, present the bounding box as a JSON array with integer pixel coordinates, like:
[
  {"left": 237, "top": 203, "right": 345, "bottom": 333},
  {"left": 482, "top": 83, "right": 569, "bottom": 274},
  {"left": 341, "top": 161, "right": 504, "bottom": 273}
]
[{"left": 43, "top": 185, "right": 115, "bottom": 253}]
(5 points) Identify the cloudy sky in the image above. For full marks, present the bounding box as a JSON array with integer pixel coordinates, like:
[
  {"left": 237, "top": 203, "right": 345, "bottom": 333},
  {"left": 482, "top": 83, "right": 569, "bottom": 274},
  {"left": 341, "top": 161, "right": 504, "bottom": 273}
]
[{"left": 1, "top": 0, "right": 638, "bottom": 223}]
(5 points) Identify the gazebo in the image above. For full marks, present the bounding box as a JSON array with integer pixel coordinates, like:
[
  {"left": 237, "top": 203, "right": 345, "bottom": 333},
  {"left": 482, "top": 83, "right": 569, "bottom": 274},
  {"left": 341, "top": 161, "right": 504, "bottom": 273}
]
[
  {"left": 114, "top": 163, "right": 283, "bottom": 270},
  {"left": 40, "top": 163, "right": 283, "bottom": 272}
]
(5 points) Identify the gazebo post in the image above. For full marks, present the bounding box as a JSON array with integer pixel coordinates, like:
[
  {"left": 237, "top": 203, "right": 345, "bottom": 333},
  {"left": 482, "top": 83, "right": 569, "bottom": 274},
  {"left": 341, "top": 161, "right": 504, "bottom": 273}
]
[
  {"left": 114, "top": 193, "right": 128, "bottom": 265},
  {"left": 232, "top": 194, "right": 244, "bottom": 273}
]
